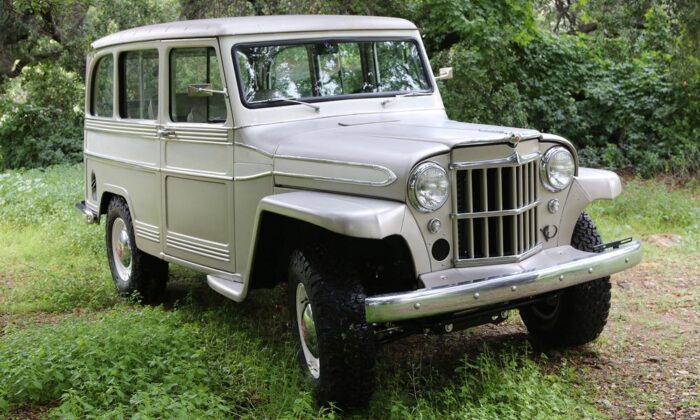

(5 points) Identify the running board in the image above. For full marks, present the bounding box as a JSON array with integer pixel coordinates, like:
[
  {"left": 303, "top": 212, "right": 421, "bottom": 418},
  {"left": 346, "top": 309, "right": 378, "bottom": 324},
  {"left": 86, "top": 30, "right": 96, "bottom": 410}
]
[{"left": 207, "top": 275, "right": 245, "bottom": 302}]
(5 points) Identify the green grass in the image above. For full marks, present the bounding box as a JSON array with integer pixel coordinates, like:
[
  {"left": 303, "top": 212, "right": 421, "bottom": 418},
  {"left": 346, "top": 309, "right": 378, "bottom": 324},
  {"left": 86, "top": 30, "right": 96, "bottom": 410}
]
[
  {"left": 1, "top": 164, "right": 697, "bottom": 418},
  {"left": 0, "top": 165, "right": 116, "bottom": 313},
  {"left": 588, "top": 178, "right": 700, "bottom": 255}
]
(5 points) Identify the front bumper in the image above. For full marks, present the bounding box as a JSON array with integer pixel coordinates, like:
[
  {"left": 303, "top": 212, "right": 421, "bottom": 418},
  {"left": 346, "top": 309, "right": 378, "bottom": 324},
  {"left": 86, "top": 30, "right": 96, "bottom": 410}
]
[{"left": 365, "top": 241, "right": 642, "bottom": 323}]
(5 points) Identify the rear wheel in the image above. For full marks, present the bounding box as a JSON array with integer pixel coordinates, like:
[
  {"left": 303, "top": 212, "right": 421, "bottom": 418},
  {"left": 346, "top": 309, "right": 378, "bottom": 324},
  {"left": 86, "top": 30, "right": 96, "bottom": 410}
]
[
  {"left": 288, "top": 243, "right": 376, "bottom": 408},
  {"left": 106, "top": 197, "right": 168, "bottom": 302},
  {"left": 520, "top": 212, "right": 612, "bottom": 347}
]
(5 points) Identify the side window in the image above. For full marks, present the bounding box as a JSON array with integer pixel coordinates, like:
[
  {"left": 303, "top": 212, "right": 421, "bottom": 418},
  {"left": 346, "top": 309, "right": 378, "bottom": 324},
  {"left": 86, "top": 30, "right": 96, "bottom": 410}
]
[
  {"left": 170, "top": 47, "right": 226, "bottom": 123},
  {"left": 91, "top": 55, "right": 114, "bottom": 117},
  {"left": 119, "top": 50, "right": 159, "bottom": 120}
]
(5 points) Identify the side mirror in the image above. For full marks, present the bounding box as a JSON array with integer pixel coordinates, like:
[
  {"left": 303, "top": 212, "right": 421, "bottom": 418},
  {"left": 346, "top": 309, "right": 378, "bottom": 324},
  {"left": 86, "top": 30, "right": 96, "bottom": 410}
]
[{"left": 435, "top": 67, "right": 453, "bottom": 81}]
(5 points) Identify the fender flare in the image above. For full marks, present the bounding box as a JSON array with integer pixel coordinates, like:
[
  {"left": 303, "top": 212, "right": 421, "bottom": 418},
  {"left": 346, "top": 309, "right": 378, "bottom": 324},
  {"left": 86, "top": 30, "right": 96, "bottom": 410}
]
[
  {"left": 242, "top": 191, "right": 431, "bottom": 297},
  {"left": 573, "top": 167, "right": 622, "bottom": 201},
  {"left": 99, "top": 184, "right": 135, "bottom": 217},
  {"left": 558, "top": 167, "right": 622, "bottom": 246}
]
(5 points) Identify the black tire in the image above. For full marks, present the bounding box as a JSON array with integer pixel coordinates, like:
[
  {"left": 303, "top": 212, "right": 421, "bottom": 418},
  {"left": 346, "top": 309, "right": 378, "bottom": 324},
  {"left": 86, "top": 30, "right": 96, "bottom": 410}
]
[
  {"left": 287, "top": 243, "right": 376, "bottom": 408},
  {"left": 520, "top": 212, "right": 612, "bottom": 347},
  {"left": 106, "top": 197, "right": 168, "bottom": 302}
]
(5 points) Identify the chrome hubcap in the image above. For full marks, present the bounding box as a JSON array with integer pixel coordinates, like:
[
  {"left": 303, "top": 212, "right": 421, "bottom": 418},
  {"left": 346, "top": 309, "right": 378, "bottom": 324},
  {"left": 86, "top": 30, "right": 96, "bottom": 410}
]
[
  {"left": 296, "top": 283, "right": 320, "bottom": 378},
  {"left": 111, "top": 218, "right": 132, "bottom": 282}
]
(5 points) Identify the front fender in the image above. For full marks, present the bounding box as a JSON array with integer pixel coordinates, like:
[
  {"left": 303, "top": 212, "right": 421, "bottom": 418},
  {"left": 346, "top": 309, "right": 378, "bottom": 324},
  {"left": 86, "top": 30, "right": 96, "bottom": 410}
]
[
  {"left": 252, "top": 191, "right": 431, "bottom": 273},
  {"left": 259, "top": 191, "right": 404, "bottom": 238},
  {"left": 573, "top": 167, "right": 622, "bottom": 201},
  {"left": 559, "top": 168, "right": 622, "bottom": 245}
]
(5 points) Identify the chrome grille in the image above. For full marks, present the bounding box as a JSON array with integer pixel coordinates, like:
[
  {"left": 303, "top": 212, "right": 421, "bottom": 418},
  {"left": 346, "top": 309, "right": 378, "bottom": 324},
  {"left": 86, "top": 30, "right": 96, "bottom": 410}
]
[{"left": 451, "top": 152, "right": 541, "bottom": 266}]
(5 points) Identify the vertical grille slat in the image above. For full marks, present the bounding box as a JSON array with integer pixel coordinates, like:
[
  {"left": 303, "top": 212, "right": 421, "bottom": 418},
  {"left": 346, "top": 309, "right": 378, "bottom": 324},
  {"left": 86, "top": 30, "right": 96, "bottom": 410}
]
[
  {"left": 454, "top": 154, "right": 541, "bottom": 265},
  {"left": 468, "top": 219, "right": 475, "bottom": 258}
]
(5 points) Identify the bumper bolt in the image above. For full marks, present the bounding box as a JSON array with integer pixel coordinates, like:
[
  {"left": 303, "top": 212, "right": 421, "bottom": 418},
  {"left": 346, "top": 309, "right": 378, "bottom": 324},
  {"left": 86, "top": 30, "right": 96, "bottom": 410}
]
[
  {"left": 414, "top": 303, "right": 421, "bottom": 310},
  {"left": 473, "top": 292, "right": 480, "bottom": 299},
  {"left": 511, "top": 285, "right": 517, "bottom": 291},
  {"left": 559, "top": 274, "right": 564, "bottom": 281},
  {"left": 588, "top": 267, "right": 593, "bottom": 274}
]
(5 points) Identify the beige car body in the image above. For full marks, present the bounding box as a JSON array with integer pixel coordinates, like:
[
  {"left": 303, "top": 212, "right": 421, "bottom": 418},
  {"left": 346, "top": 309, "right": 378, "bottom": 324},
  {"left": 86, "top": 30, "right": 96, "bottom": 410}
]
[{"left": 79, "top": 16, "right": 641, "bottom": 323}]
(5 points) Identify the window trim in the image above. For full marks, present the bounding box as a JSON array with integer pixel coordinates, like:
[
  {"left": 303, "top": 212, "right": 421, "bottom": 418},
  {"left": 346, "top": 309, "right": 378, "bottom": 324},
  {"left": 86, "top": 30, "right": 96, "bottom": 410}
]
[{"left": 231, "top": 36, "right": 435, "bottom": 110}]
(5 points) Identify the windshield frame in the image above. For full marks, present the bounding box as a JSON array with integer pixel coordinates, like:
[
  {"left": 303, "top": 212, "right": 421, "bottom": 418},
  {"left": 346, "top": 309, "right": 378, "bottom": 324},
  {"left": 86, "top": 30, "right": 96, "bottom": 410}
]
[{"left": 231, "top": 36, "right": 435, "bottom": 110}]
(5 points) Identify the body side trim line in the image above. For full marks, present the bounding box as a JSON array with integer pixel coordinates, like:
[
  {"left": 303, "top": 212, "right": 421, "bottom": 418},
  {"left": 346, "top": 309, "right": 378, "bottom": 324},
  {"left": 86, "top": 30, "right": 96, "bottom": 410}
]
[{"left": 274, "top": 155, "right": 397, "bottom": 187}]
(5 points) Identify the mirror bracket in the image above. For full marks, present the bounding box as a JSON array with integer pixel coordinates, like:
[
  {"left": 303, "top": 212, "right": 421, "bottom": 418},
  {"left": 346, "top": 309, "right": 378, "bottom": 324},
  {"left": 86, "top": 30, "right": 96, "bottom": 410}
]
[
  {"left": 188, "top": 83, "right": 228, "bottom": 97},
  {"left": 435, "top": 67, "right": 454, "bottom": 81}
]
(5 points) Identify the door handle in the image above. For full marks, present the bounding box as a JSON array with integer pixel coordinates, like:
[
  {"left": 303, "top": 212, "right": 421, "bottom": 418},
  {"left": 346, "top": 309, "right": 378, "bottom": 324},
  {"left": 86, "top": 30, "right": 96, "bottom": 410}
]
[{"left": 157, "top": 127, "right": 176, "bottom": 137}]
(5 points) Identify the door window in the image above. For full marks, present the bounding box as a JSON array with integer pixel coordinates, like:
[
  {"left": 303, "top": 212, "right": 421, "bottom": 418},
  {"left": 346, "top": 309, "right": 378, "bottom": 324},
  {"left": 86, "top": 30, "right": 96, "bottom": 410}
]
[{"left": 170, "top": 47, "right": 227, "bottom": 123}]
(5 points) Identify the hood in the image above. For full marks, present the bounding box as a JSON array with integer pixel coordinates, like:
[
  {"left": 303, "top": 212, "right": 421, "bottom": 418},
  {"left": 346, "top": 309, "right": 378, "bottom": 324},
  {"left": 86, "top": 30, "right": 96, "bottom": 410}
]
[{"left": 263, "top": 113, "right": 541, "bottom": 202}]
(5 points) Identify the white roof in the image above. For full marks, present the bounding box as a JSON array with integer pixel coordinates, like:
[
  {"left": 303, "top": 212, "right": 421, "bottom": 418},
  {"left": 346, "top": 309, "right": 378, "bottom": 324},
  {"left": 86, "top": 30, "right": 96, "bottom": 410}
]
[{"left": 92, "top": 15, "right": 417, "bottom": 49}]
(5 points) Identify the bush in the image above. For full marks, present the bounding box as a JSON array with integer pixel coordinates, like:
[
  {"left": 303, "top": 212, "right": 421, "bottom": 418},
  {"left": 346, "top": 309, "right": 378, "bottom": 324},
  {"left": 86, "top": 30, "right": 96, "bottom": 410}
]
[
  {"left": 429, "top": 5, "right": 700, "bottom": 177},
  {"left": 0, "top": 63, "right": 83, "bottom": 170}
]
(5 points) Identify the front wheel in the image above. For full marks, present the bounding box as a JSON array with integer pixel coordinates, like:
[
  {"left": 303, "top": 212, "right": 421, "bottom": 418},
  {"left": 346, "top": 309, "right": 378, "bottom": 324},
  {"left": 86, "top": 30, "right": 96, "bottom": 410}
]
[
  {"left": 519, "top": 212, "right": 612, "bottom": 347},
  {"left": 106, "top": 197, "right": 168, "bottom": 302},
  {"left": 288, "top": 244, "right": 376, "bottom": 408}
]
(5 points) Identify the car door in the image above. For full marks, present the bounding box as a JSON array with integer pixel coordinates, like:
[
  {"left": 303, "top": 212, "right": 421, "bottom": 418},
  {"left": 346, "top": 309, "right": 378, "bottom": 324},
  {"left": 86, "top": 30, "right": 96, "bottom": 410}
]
[{"left": 159, "top": 39, "right": 235, "bottom": 273}]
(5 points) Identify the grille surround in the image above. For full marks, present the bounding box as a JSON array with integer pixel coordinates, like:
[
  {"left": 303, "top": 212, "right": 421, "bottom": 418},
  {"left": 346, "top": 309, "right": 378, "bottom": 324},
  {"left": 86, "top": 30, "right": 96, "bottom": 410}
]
[{"left": 450, "top": 151, "right": 542, "bottom": 267}]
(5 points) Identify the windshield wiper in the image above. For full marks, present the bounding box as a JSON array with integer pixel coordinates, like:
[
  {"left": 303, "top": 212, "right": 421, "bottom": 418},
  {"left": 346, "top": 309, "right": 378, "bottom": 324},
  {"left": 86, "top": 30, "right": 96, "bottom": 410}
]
[
  {"left": 258, "top": 97, "right": 320, "bottom": 112},
  {"left": 381, "top": 91, "right": 433, "bottom": 107}
]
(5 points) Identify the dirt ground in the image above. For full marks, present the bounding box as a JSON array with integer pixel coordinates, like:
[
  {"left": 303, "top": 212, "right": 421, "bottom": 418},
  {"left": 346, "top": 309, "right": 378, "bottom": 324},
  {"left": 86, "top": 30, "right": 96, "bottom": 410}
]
[
  {"left": 380, "top": 257, "right": 700, "bottom": 419},
  {"left": 577, "top": 258, "right": 700, "bottom": 418}
]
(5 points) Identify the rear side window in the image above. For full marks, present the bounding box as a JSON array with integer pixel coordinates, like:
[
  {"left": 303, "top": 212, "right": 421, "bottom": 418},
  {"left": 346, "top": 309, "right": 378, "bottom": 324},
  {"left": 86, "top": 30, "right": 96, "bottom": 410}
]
[
  {"left": 119, "top": 50, "right": 159, "bottom": 120},
  {"left": 91, "top": 55, "right": 114, "bottom": 117},
  {"left": 170, "top": 47, "right": 226, "bottom": 123}
]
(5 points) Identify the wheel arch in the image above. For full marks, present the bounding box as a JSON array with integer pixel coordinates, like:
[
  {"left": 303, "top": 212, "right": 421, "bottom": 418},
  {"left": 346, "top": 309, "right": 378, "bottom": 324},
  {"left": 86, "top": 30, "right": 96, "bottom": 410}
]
[
  {"left": 98, "top": 185, "right": 135, "bottom": 218},
  {"left": 245, "top": 192, "right": 428, "bottom": 295}
]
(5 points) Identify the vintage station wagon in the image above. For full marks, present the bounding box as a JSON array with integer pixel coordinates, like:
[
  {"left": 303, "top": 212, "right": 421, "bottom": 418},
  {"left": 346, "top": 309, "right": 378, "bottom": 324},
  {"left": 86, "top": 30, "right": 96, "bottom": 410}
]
[{"left": 76, "top": 15, "right": 642, "bottom": 406}]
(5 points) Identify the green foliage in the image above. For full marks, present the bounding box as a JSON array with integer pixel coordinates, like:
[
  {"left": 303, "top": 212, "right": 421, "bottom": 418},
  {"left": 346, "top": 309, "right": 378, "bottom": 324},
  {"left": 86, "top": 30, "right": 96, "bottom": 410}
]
[
  {"left": 1, "top": 0, "right": 699, "bottom": 171},
  {"left": 0, "top": 63, "right": 83, "bottom": 169},
  {"left": 0, "top": 164, "right": 116, "bottom": 312},
  {"left": 0, "top": 307, "right": 231, "bottom": 417},
  {"left": 383, "top": 347, "right": 600, "bottom": 419},
  {"left": 588, "top": 179, "right": 700, "bottom": 252},
  {"left": 425, "top": 1, "right": 699, "bottom": 176}
]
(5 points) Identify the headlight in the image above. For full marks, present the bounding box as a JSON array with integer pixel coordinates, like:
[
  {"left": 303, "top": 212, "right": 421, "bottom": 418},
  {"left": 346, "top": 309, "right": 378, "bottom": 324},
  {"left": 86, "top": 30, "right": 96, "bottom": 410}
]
[
  {"left": 541, "top": 146, "right": 575, "bottom": 192},
  {"left": 408, "top": 162, "right": 449, "bottom": 212}
]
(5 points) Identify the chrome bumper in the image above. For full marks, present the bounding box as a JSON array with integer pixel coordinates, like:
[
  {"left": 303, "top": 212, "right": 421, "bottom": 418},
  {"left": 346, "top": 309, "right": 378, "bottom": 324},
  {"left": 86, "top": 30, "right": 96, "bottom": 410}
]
[{"left": 365, "top": 241, "right": 642, "bottom": 323}]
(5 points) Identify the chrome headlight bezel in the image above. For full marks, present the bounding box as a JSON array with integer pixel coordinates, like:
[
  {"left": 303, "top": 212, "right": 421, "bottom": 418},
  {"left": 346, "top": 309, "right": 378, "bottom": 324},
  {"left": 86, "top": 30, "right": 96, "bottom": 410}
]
[
  {"left": 408, "top": 161, "right": 449, "bottom": 213},
  {"left": 541, "top": 146, "right": 576, "bottom": 192}
]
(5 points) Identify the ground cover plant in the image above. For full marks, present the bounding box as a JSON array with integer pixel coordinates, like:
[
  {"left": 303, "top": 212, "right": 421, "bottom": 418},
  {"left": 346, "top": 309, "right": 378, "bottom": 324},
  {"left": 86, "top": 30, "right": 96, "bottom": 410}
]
[{"left": 0, "top": 164, "right": 698, "bottom": 418}]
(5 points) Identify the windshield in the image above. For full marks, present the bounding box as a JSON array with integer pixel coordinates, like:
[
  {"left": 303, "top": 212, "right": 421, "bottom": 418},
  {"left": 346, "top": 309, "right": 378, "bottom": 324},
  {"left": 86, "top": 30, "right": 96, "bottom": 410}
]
[{"left": 233, "top": 39, "right": 432, "bottom": 107}]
